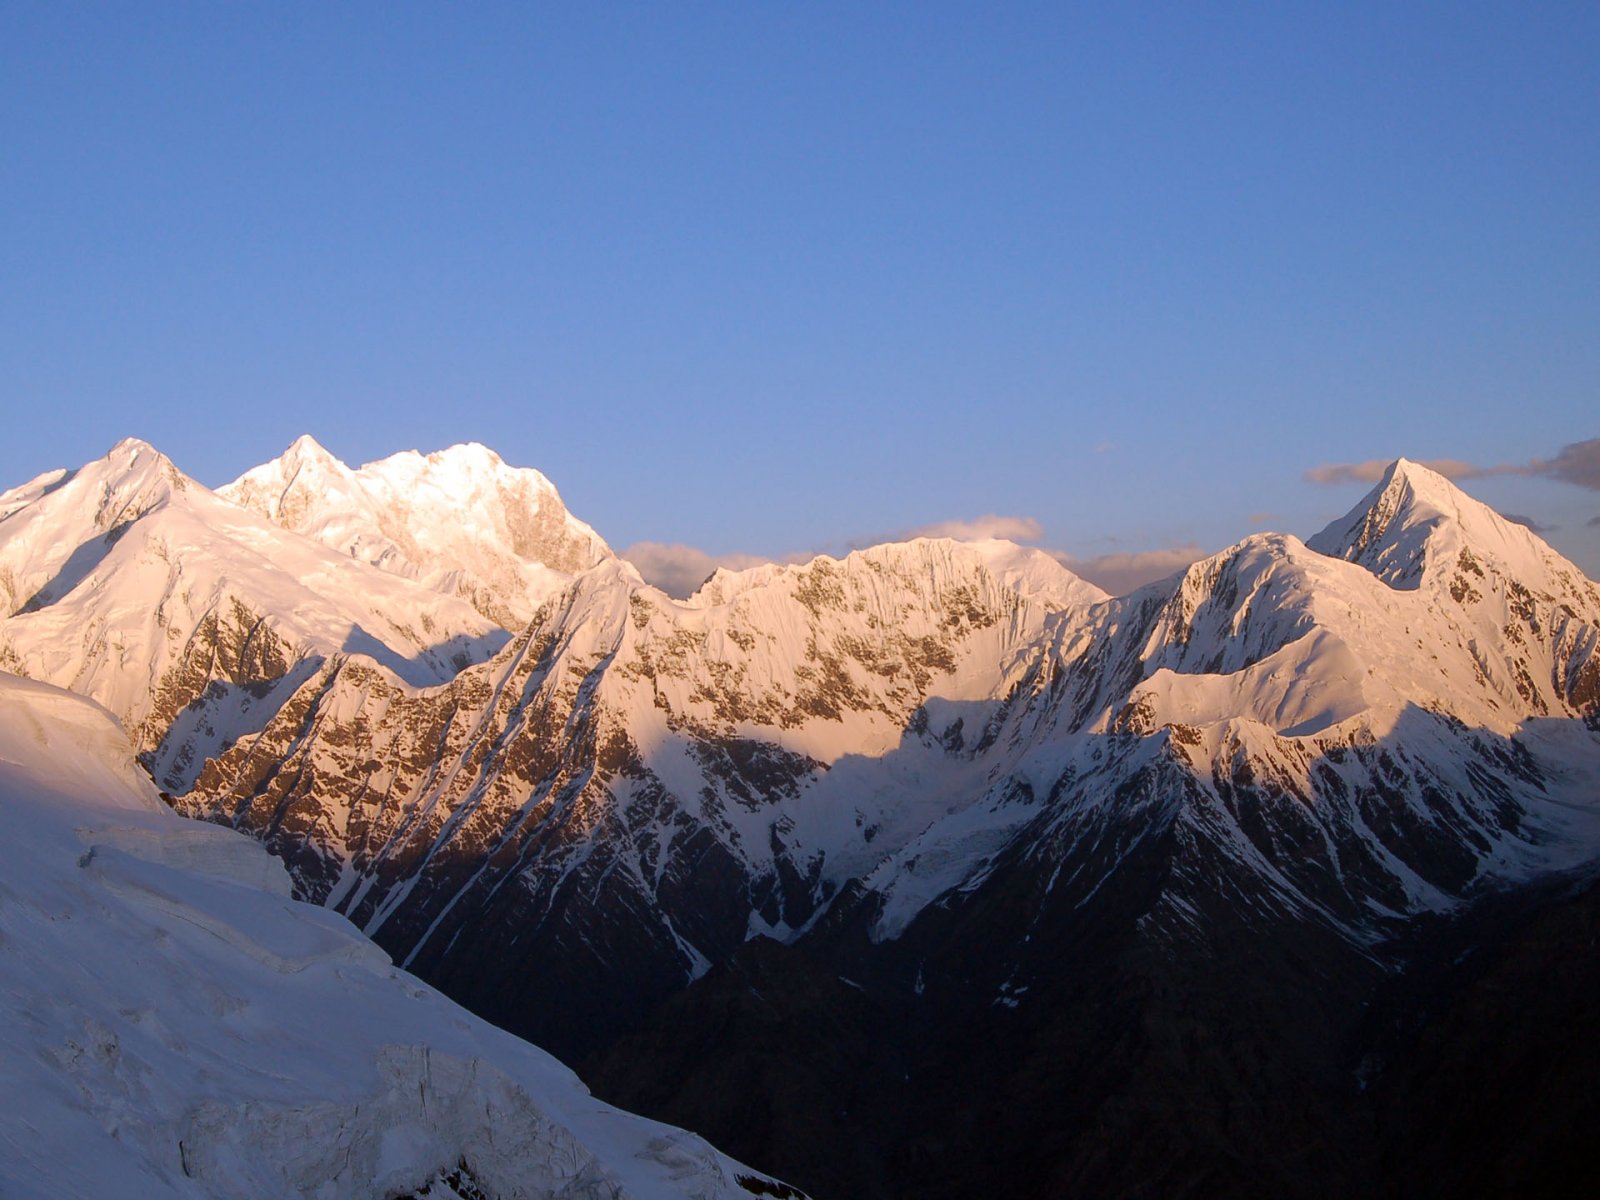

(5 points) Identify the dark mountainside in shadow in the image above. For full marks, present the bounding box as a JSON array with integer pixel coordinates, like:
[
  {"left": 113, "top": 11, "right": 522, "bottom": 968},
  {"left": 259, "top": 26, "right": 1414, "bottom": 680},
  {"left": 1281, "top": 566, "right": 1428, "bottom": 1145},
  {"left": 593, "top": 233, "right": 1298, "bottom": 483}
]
[{"left": 585, "top": 715, "right": 1600, "bottom": 1200}]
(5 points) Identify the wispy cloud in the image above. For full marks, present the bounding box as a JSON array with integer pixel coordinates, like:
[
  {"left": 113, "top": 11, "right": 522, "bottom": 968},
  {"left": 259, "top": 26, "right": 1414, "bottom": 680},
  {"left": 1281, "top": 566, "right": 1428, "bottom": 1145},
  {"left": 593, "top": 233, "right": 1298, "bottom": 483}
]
[
  {"left": 1586, "top": 515, "right": 1600, "bottom": 529},
  {"left": 1303, "top": 458, "right": 1490, "bottom": 485},
  {"left": 1305, "top": 437, "right": 1600, "bottom": 490},
  {"left": 625, "top": 515, "right": 1205, "bottom": 601},
  {"left": 619, "top": 542, "right": 777, "bottom": 599},
  {"left": 1247, "top": 511, "right": 1277, "bottom": 526},
  {"left": 1501, "top": 513, "right": 1555, "bottom": 533},
  {"left": 1526, "top": 438, "right": 1600, "bottom": 490},
  {"left": 623, "top": 513, "right": 1051, "bottom": 598},
  {"left": 1052, "top": 544, "right": 1206, "bottom": 596},
  {"left": 905, "top": 514, "right": 1045, "bottom": 542}
]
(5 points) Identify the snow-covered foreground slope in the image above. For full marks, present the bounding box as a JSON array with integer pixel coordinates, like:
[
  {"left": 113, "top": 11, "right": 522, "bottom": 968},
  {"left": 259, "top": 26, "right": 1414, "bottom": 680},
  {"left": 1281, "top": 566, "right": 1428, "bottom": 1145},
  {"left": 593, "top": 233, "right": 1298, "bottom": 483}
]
[
  {"left": 221, "top": 436, "right": 612, "bottom": 626},
  {"left": 0, "top": 672, "right": 793, "bottom": 1200}
]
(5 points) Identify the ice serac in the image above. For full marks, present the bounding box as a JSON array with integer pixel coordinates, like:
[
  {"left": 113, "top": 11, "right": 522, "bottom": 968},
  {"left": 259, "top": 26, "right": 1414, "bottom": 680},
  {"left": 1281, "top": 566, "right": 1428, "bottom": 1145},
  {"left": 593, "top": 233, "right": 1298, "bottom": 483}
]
[
  {"left": 0, "top": 672, "right": 789, "bottom": 1200},
  {"left": 222, "top": 435, "right": 613, "bottom": 625}
]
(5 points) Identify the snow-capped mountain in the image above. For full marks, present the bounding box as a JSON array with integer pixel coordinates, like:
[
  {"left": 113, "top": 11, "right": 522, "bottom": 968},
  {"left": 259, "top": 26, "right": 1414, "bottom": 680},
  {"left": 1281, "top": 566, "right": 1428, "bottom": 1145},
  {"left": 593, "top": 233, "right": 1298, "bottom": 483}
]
[
  {"left": 952, "top": 457, "right": 1600, "bottom": 936},
  {"left": 221, "top": 436, "right": 612, "bottom": 626},
  {"left": 166, "top": 535, "right": 1107, "bottom": 1056},
  {"left": 3, "top": 438, "right": 1598, "bottom": 1198},
  {"left": 0, "top": 671, "right": 793, "bottom": 1200},
  {"left": 0, "top": 438, "right": 505, "bottom": 753},
  {"left": 589, "top": 460, "right": 1600, "bottom": 1199}
]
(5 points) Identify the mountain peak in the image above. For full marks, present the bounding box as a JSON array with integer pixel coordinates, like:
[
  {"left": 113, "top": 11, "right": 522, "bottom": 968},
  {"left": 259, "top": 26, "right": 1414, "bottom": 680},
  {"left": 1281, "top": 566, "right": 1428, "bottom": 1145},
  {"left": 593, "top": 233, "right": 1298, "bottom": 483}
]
[
  {"left": 426, "top": 441, "right": 503, "bottom": 467},
  {"left": 223, "top": 436, "right": 361, "bottom": 528},
  {"left": 1382, "top": 455, "right": 1471, "bottom": 503},
  {"left": 108, "top": 435, "right": 160, "bottom": 458},
  {"left": 103, "top": 436, "right": 184, "bottom": 478},
  {"left": 279, "top": 433, "right": 342, "bottom": 466},
  {"left": 86, "top": 438, "right": 198, "bottom": 512},
  {"left": 1307, "top": 457, "right": 1486, "bottom": 588},
  {"left": 221, "top": 438, "right": 612, "bottom": 624},
  {"left": 1309, "top": 455, "right": 1591, "bottom": 599}
]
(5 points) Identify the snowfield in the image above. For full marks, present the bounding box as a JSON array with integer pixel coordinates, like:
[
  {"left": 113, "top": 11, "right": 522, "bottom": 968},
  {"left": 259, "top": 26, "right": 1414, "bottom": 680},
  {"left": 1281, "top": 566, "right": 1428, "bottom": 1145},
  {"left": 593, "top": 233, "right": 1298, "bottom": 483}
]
[{"left": 0, "top": 671, "right": 792, "bottom": 1200}]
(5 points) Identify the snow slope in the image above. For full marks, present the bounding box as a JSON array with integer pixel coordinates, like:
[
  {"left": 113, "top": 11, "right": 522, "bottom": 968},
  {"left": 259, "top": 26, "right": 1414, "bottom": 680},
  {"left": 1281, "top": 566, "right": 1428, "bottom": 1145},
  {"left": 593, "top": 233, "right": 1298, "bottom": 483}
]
[
  {"left": 0, "top": 671, "right": 792, "bottom": 1200},
  {"left": 0, "top": 437, "right": 507, "bottom": 758},
  {"left": 221, "top": 436, "right": 612, "bottom": 626},
  {"left": 926, "top": 458, "right": 1600, "bottom": 944}
]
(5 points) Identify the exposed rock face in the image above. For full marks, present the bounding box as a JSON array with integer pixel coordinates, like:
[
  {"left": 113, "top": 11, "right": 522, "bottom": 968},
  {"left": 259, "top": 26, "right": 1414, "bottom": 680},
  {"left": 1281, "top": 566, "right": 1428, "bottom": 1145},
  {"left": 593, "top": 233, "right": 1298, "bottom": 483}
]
[
  {"left": 4, "top": 442, "right": 1599, "bottom": 1198},
  {"left": 166, "top": 540, "right": 1102, "bottom": 1059}
]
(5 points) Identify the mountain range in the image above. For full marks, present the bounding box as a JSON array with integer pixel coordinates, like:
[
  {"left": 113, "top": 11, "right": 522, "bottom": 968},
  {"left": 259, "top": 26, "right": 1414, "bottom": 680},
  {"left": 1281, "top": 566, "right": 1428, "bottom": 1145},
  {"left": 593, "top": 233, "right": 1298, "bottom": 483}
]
[{"left": 2, "top": 435, "right": 1597, "bottom": 1198}]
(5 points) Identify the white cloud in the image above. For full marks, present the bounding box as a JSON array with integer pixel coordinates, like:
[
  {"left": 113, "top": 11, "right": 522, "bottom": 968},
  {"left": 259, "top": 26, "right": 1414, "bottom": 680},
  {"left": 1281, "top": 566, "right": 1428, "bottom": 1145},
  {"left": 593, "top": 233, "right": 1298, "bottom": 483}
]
[
  {"left": 1305, "top": 438, "right": 1600, "bottom": 491},
  {"left": 1052, "top": 544, "right": 1207, "bottom": 596},
  {"left": 618, "top": 542, "right": 775, "bottom": 599},
  {"left": 1303, "top": 457, "right": 1489, "bottom": 485},
  {"left": 905, "top": 514, "right": 1045, "bottom": 543}
]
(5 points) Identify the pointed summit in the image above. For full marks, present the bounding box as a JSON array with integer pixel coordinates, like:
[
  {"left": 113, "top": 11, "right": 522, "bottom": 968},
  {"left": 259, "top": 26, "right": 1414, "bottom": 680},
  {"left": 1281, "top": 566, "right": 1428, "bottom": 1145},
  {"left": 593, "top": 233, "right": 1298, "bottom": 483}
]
[
  {"left": 1309, "top": 456, "right": 1596, "bottom": 604},
  {"left": 107, "top": 435, "right": 161, "bottom": 458},
  {"left": 222, "top": 435, "right": 364, "bottom": 530},
  {"left": 70, "top": 437, "right": 196, "bottom": 527},
  {"left": 281, "top": 432, "right": 341, "bottom": 466},
  {"left": 102, "top": 436, "right": 187, "bottom": 481},
  {"left": 1312, "top": 457, "right": 1494, "bottom": 586}
]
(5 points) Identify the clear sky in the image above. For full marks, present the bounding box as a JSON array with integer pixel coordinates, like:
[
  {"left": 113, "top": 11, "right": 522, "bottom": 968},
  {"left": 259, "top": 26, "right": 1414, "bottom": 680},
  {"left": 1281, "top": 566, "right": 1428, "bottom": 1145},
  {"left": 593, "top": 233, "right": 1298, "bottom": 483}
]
[{"left": 3, "top": 3, "right": 1598, "bottom": 587}]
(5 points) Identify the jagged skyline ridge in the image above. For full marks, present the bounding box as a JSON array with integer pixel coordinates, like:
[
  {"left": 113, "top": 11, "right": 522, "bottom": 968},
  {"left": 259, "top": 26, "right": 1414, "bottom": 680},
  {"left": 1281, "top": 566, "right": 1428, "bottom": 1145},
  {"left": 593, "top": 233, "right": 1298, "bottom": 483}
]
[
  {"left": 4, "top": 437, "right": 1595, "bottom": 985},
  {"left": 10, "top": 434, "right": 1592, "bottom": 604},
  {"left": 197, "top": 433, "right": 1600, "bottom": 594},
  {"left": 4, "top": 8, "right": 1598, "bottom": 580}
]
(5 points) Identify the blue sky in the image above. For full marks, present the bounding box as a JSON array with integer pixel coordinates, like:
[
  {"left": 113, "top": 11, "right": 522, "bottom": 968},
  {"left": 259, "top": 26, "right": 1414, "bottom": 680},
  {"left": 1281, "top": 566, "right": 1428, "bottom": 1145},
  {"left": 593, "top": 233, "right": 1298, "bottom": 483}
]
[{"left": 3, "top": 3, "right": 1597, "bottom": 585}]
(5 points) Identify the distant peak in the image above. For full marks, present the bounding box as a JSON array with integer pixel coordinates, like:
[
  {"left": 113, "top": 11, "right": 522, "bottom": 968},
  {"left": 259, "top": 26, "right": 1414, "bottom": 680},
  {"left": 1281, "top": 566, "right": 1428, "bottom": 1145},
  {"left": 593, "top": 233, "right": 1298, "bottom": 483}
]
[
  {"left": 107, "top": 436, "right": 162, "bottom": 459},
  {"left": 102, "top": 437, "right": 184, "bottom": 481},
  {"left": 282, "top": 433, "right": 339, "bottom": 462},
  {"left": 1309, "top": 453, "right": 1569, "bottom": 591},
  {"left": 427, "top": 442, "right": 503, "bottom": 465}
]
